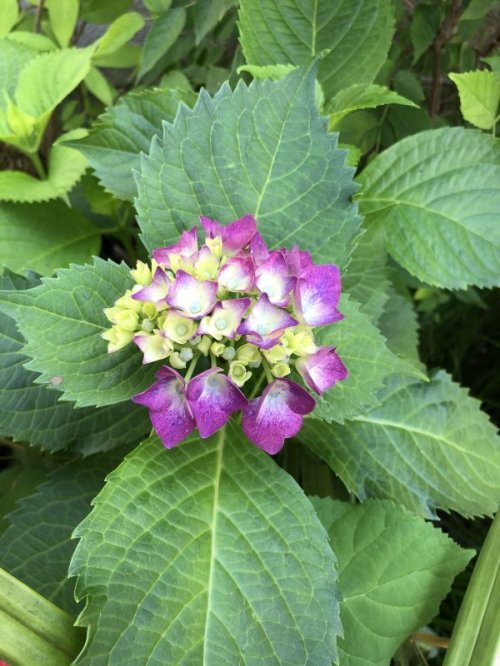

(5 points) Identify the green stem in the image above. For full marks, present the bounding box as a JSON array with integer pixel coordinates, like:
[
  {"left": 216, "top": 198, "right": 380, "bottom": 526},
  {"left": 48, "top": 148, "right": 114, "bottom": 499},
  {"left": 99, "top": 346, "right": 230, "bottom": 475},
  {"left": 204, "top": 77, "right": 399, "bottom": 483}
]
[
  {"left": 185, "top": 354, "right": 200, "bottom": 381},
  {"left": 443, "top": 512, "right": 500, "bottom": 666},
  {"left": 248, "top": 372, "right": 266, "bottom": 400},
  {"left": 0, "top": 567, "right": 84, "bottom": 666},
  {"left": 28, "top": 152, "right": 46, "bottom": 179},
  {"left": 210, "top": 352, "right": 218, "bottom": 368}
]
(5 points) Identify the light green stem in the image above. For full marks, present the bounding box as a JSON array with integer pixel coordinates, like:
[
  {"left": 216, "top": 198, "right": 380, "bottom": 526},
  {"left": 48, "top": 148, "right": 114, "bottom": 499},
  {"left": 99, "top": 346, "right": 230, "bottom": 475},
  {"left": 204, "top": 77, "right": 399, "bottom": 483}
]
[
  {"left": 0, "top": 567, "right": 84, "bottom": 666},
  {"left": 443, "top": 512, "right": 500, "bottom": 666},
  {"left": 28, "top": 152, "right": 47, "bottom": 179},
  {"left": 185, "top": 353, "right": 201, "bottom": 381}
]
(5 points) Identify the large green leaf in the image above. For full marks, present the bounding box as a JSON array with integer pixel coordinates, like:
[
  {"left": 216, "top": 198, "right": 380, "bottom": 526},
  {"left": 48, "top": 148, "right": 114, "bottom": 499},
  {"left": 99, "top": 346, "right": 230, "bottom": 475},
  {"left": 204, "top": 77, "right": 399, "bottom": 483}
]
[
  {"left": 70, "top": 425, "right": 340, "bottom": 664},
  {"left": 309, "top": 295, "right": 422, "bottom": 424},
  {"left": 358, "top": 128, "right": 500, "bottom": 289},
  {"left": 301, "top": 371, "right": 500, "bottom": 518},
  {"left": 0, "top": 453, "right": 124, "bottom": 615},
  {"left": 0, "top": 144, "right": 88, "bottom": 203},
  {"left": 238, "top": 0, "right": 395, "bottom": 99},
  {"left": 378, "top": 285, "right": 421, "bottom": 368},
  {"left": 72, "top": 87, "right": 196, "bottom": 201},
  {"left": 0, "top": 200, "right": 99, "bottom": 275},
  {"left": 0, "top": 273, "right": 150, "bottom": 454},
  {"left": 0, "top": 259, "right": 158, "bottom": 407},
  {"left": 0, "top": 38, "right": 38, "bottom": 102},
  {"left": 312, "top": 498, "right": 474, "bottom": 666},
  {"left": 343, "top": 222, "right": 390, "bottom": 321},
  {"left": 137, "top": 65, "right": 361, "bottom": 269}
]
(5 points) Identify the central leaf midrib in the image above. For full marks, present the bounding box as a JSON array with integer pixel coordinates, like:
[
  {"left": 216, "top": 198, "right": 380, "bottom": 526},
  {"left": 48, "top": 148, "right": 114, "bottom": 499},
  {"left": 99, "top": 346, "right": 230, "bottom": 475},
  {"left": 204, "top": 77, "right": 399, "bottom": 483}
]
[{"left": 202, "top": 426, "right": 225, "bottom": 663}]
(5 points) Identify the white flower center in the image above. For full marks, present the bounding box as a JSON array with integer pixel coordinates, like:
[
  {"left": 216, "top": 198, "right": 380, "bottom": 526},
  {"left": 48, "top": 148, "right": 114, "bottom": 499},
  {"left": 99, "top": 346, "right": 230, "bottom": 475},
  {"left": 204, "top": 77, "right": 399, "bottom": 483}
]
[{"left": 215, "top": 318, "right": 227, "bottom": 330}]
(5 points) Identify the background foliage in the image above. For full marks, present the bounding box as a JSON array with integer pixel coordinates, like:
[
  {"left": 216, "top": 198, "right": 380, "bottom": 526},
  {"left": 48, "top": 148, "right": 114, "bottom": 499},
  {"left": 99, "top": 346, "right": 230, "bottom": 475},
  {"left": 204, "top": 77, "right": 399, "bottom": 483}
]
[{"left": 0, "top": 1, "right": 499, "bottom": 665}]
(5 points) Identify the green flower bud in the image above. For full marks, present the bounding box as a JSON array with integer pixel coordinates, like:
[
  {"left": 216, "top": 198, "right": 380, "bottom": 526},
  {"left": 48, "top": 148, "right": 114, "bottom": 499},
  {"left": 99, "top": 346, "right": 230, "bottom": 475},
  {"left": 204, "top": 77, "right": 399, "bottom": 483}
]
[
  {"left": 229, "top": 361, "right": 252, "bottom": 387},
  {"left": 270, "top": 362, "right": 291, "bottom": 378}
]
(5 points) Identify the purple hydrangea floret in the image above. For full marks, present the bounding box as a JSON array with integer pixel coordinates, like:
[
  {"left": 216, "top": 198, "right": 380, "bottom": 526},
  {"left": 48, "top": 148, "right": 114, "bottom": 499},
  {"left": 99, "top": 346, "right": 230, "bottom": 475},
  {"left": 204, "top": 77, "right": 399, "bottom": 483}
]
[{"left": 102, "top": 215, "right": 348, "bottom": 454}]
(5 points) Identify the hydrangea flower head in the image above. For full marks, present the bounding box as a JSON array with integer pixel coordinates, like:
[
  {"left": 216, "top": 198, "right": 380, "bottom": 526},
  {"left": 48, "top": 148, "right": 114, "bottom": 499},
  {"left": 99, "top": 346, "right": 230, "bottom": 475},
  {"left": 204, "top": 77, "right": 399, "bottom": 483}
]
[{"left": 102, "top": 215, "right": 348, "bottom": 454}]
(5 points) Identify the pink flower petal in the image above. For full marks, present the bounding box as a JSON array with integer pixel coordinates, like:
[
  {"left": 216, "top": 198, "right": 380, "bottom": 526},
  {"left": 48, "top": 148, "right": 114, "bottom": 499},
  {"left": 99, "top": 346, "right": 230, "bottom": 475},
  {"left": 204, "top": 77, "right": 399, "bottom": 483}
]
[
  {"left": 132, "top": 267, "right": 171, "bottom": 304},
  {"left": 197, "top": 298, "right": 251, "bottom": 339},
  {"left": 132, "top": 367, "right": 195, "bottom": 448},
  {"left": 152, "top": 228, "right": 198, "bottom": 266},
  {"left": 285, "top": 245, "right": 313, "bottom": 277},
  {"left": 238, "top": 294, "right": 297, "bottom": 346},
  {"left": 249, "top": 231, "right": 270, "bottom": 265},
  {"left": 242, "top": 379, "right": 315, "bottom": 454},
  {"left": 201, "top": 215, "right": 257, "bottom": 255},
  {"left": 255, "top": 250, "right": 296, "bottom": 306},
  {"left": 167, "top": 270, "right": 218, "bottom": 319},
  {"left": 218, "top": 255, "right": 255, "bottom": 292},
  {"left": 186, "top": 368, "right": 248, "bottom": 438},
  {"left": 294, "top": 264, "right": 343, "bottom": 326},
  {"left": 296, "top": 347, "right": 348, "bottom": 395}
]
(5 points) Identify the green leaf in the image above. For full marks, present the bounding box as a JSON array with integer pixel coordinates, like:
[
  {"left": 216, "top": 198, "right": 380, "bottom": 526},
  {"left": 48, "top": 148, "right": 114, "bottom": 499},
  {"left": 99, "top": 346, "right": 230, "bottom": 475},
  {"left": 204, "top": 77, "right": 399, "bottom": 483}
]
[
  {"left": 12, "top": 46, "right": 93, "bottom": 149},
  {"left": 46, "top": 0, "right": 79, "bottom": 47},
  {"left": 410, "top": 3, "right": 440, "bottom": 63},
  {"left": 444, "top": 513, "right": 500, "bottom": 666},
  {"left": 138, "top": 7, "right": 186, "bottom": 80},
  {"left": 72, "top": 86, "right": 196, "bottom": 201},
  {"left": 312, "top": 498, "right": 474, "bottom": 666},
  {"left": 0, "top": 452, "right": 126, "bottom": 615},
  {"left": 358, "top": 127, "right": 500, "bottom": 289},
  {"left": 137, "top": 65, "right": 361, "bottom": 269},
  {"left": 0, "top": 567, "right": 83, "bottom": 666},
  {"left": 0, "top": 38, "right": 38, "bottom": 101},
  {"left": 309, "top": 295, "right": 422, "bottom": 424},
  {"left": 301, "top": 371, "right": 500, "bottom": 518},
  {"left": 84, "top": 66, "right": 116, "bottom": 106},
  {"left": 93, "top": 11, "right": 144, "bottom": 57},
  {"left": 0, "top": 461, "right": 48, "bottom": 534},
  {"left": 0, "top": 259, "right": 158, "bottom": 407},
  {"left": 0, "top": 272, "right": 150, "bottom": 454},
  {"left": 80, "top": 0, "right": 133, "bottom": 24},
  {"left": 0, "top": 144, "right": 88, "bottom": 202},
  {"left": 5, "top": 31, "right": 57, "bottom": 51},
  {"left": 238, "top": 0, "right": 395, "bottom": 99},
  {"left": 378, "top": 285, "right": 421, "bottom": 367},
  {"left": 193, "top": 0, "right": 236, "bottom": 44},
  {"left": 0, "top": 200, "right": 99, "bottom": 275},
  {"left": 327, "top": 84, "right": 417, "bottom": 127},
  {"left": 70, "top": 426, "right": 340, "bottom": 664},
  {"left": 449, "top": 70, "right": 500, "bottom": 130},
  {"left": 0, "top": 0, "right": 18, "bottom": 37},
  {"left": 343, "top": 222, "right": 390, "bottom": 321}
]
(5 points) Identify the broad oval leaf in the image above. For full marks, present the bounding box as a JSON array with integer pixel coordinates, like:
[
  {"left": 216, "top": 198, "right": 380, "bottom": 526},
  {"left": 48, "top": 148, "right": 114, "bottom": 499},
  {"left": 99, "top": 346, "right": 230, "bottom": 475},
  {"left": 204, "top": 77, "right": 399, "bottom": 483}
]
[
  {"left": 0, "top": 200, "right": 99, "bottom": 275},
  {"left": 312, "top": 498, "right": 474, "bottom": 666},
  {"left": 138, "top": 7, "right": 186, "bottom": 80},
  {"left": 70, "top": 425, "right": 341, "bottom": 664},
  {"left": 358, "top": 127, "right": 500, "bottom": 289},
  {"left": 301, "top": 371, "right": 500, "bottom": 518},
  {"left": 238, "top": 0, "right": 395, "bottom": 99},
  {"left": 0, "top": 273, "right": 150, "bottom": 454},
  {"left": 136, "top": 65, "right": 361, "bottom": 269},
  {"left": 0, "top": 259, "right": 158, "bottom": 407},
  {"left": 327, "top": 84, "right": 417, "bottom": 128},
  {"left": 46, "top": 0, "right": 79, "bottom": 47}
]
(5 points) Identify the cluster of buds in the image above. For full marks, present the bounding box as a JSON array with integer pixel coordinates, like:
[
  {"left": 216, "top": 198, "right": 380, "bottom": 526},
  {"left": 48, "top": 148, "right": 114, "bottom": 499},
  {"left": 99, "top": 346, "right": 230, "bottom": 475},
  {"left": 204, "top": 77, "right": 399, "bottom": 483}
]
[{"left": 102, "top": 215, "right": 347, "bottom": 454}]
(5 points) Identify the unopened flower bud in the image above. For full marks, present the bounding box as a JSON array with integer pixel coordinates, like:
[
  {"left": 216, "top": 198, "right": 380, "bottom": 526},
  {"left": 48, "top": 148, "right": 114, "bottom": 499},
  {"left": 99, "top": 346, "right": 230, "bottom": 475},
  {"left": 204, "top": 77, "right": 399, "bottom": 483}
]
[
  {"left": 169, "top": 351, "right": 186, "bottom": 369},
  {"left": 263, "top": 344, "right": 289, "bottom": 364},
  {"left": 236, "top": 343, "right": 261, "bottom": 365},
  {"left": 101, "top": 326, "right": 134, "bottom": 353},
  {"left": 271, "top": 362, "right": 291, "bottom": 378},
  {"left": 130, "top": 260, "right": 153, "bottom": 286},
  {"left": 229, "top": 361, "right": 252, "bottom": 387},
  {"left": 211, "top": 342, "right": 225, "bottom": 357},
  {"left": 222, "top": 346, "right": 236, "bottom": 361},
  {"left": 197, "top": 335, "right": 212, "bottom": 356},
  {"left": 179, "top": 347, "right": 194, "bottom": 363}
]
